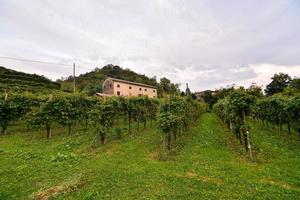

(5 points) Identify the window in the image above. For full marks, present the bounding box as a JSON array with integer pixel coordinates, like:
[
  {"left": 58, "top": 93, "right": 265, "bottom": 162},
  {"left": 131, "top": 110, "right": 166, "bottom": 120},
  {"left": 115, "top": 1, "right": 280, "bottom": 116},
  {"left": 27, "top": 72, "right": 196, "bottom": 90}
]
[
  {"left": 129, "top": 86, "right": 132, "bottom": 89},
  {"left": 110, "top": 84, "right": 112, "bottom": 88},
  {"left": 117, "top": 84, "right": 120, "bottom": 88},
  {"left": 138, "top": 94, "right": 142, "bottom": 97},
  {"left": 153, "top": 90, "right": 155, "bottom": 93},
  {"left": 139, "top": 88, "right": 142, "bottom": 91},
  {"left": 117, "top": 91, "right": 120, "bottom": 96},
  {"left": 144, "top": 89, "right": 147, "bottom": 91}
]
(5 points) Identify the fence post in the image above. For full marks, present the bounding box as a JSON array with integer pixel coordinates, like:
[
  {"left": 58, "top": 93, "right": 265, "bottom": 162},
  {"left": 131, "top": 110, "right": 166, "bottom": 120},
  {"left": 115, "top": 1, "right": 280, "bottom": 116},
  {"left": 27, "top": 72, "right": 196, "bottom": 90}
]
[
  {"left": 242, "top": 110, "right": 253, "bottom": 161},
  {"left": 3, "top": 92, "right": 8, "bottom": 134},
  {"left": 246, "top": 130, "right": 253, "bottom": 161}
]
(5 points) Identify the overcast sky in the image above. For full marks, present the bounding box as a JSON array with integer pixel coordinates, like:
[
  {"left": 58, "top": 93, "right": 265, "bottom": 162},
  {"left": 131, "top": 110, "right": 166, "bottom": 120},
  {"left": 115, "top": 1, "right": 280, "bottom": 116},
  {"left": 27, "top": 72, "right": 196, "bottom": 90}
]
[{"left": 0, "top": 0, "right": 300, "bottom": 91}]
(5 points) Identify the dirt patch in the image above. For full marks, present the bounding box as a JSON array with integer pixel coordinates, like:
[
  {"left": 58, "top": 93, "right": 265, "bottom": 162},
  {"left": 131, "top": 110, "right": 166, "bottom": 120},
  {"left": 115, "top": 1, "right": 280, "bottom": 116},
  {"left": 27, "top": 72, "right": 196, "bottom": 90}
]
[
  {"left": 261, "top": 179, "right": 300, "bottom": 192},
  {"left": 175, "top": 171, "right": 224, "bottom": 185},
  {"left": 186, "top": 171, "right": 197, "bottom": 178},
  {"left": 30, "top": 175, "right": 86, "bottom": 200},
  {"left": 200, "top": 176, "right": 224, "bottom": 185},
  {"left": 105, "top": 149, "right": 114, "bottom": 156},
  {"left": 149, "top": 148, "right": 173, "bottom": 161},
  {"left": 148, "top": 152, "right": 157, "bottom": 161}
]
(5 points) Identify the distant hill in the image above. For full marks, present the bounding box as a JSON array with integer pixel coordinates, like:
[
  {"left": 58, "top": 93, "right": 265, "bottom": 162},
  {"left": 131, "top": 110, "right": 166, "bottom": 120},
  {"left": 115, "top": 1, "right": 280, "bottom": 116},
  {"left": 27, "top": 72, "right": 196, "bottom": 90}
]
[
  {"left": 0, "top": 66, "right": 60, "bottom": 93},
  {"left": 61, "top": 64, "right": 158, "bottom": 95},
  {"left": 0, "top": 65, "right": 180, "bottom": 96}
]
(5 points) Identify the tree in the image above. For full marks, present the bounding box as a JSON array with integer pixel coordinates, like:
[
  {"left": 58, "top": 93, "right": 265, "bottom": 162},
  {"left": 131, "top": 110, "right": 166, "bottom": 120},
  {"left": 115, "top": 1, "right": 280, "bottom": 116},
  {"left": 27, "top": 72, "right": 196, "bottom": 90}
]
[
  {"left": 202, "top": 90, "right": 218, "bottom": 109},
  {"left": 265, "top": 73, "right": 291, "bottom": 96},
  {"left": 290, "top": 78, "right": 300, "bottom": 90},
  {"left": 215, "top": 86, "right": 235, "bottom": 100},
  {"left": 170, "top": 83, "right": 181, "bottom": 95},
  {"left": 158, "top": 77, "right": 180, "bottom": 97},
  {"left": 246, "top": 83, "right": 263, "bottom": 98}
]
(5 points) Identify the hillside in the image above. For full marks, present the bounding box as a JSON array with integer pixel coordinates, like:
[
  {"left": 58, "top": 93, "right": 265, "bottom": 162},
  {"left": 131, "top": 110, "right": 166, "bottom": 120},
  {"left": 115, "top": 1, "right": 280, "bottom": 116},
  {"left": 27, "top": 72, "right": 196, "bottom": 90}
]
[
  {"left": 0, "top": 65, "right": 180, "bottom": 96},
  {"left": 61, "top": 64, "right": 158, "bottom": 95},
  {"left": 0, "top": 66, "right": 60, "bottom": 92}
]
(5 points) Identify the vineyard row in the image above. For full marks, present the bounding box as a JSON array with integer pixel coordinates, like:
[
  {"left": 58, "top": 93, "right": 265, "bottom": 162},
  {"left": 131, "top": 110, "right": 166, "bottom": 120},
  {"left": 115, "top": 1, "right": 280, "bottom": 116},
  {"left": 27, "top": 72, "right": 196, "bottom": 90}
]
[{"left": 0, "top": 93, "right": 206, "bottom": 149}]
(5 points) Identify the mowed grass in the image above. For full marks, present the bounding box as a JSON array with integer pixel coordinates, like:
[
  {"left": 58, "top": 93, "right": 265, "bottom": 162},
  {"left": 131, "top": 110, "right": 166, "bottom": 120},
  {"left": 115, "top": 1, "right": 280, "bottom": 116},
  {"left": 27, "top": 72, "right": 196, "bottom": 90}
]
[{"left": 0, "top": 113, "right": 300, "bottom": 199}]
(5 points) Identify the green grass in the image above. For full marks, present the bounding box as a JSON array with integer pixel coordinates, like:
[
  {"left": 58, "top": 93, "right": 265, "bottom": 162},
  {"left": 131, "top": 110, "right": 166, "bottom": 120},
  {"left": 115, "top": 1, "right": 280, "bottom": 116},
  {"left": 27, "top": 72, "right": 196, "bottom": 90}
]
[{"left": 0, "top": 113, "right": 300, "bottom": 199}]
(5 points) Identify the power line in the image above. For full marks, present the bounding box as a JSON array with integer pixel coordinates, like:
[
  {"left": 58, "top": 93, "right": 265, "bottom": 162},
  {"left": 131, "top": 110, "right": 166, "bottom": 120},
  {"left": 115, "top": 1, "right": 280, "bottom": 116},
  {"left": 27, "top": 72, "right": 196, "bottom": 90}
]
[
  {"left": 0, "top": 56, "right": 71, "bottom": 67},
  {"left": 75, "top": 64, "right": 94, "bottom": 71},
  {"left": 0, "top": 55, "right": 95, "bottom": 71}
]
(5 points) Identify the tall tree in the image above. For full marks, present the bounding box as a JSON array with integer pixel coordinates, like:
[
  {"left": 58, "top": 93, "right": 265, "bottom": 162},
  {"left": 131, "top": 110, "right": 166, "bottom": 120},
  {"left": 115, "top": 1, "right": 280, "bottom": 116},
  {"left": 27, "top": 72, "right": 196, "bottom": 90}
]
[
  {"left": 158, "top": 77, "right": 180, "bottom": 96},
  {"left": 246, "top": 83, "right": 263, "bottom": 98},
  {"left": 265, "top": 73, "right": 291, "bottom": 96}
]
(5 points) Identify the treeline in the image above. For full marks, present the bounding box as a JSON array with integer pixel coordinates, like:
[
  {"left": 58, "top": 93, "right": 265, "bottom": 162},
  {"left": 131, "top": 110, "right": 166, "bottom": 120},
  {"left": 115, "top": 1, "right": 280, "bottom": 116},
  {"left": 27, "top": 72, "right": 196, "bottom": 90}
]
[
  {"left": 0, "top": 93, "right": 205, "bottom": 149},
  {"left": 200, "top": 73, "right": 300, "bottom": 108},
  {"left": 0, "top": 66, "right": 60, "bottom": 92}
]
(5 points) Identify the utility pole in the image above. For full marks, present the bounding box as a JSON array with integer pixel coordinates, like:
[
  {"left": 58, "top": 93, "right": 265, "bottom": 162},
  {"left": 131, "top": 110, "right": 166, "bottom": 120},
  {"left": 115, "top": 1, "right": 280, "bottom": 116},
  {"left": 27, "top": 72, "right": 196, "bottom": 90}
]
[{"left": 73, "top": 63, "right": 76, "bottom": 93}]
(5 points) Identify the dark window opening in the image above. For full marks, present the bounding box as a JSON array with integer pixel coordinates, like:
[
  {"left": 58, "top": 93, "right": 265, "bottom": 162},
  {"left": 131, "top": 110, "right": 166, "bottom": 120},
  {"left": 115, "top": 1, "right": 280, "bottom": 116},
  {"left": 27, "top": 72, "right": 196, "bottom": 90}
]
[
  {"left": 138, "top": 94, "right": 142, "bottom": 97},
  {"left": 139, "top": 88, "right": 142, "bottom": 91},
  {"left": 117, "top": 91, "right": 120, "bottom": 96},
  {"left": 153, "top": 90, "right": 155, "bottom": 93},
  {"left": 144, "top": 89, "right": 147, "bottom": 91},
  {"left": 129, "top": 86, "right": 132, "bottom": 89},
  {"left": 117, "top": 84, "right": 120, "bottom": 88}
]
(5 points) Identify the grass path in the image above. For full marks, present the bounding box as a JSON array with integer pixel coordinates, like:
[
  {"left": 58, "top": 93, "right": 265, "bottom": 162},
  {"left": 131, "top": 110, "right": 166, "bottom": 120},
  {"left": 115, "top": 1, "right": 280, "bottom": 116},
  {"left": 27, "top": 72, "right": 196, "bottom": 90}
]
[{"left": 0, "top": 113, "right": 300, "bottom": 199}]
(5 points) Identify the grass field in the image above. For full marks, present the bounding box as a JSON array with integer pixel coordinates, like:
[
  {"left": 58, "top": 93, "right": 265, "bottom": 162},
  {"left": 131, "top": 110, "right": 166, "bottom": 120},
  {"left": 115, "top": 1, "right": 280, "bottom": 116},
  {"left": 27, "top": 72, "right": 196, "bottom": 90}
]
[{"left": 0, "top": 113, "right": 300, "bottom": 199}]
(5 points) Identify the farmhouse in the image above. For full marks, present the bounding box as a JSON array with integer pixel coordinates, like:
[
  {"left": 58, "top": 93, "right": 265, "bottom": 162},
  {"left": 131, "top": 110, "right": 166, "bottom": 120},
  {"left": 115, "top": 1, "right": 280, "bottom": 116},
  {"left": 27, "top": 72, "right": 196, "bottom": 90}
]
[{"left": 101, "top": 78, "right": 157, "bottom": 98}]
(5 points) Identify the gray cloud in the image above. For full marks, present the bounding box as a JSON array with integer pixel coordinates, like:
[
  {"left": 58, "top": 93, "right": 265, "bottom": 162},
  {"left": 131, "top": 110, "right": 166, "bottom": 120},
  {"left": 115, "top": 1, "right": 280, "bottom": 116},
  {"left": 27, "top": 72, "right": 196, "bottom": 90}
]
[{"left": 0, "top": 0, "right": 300, "bottom": 91}]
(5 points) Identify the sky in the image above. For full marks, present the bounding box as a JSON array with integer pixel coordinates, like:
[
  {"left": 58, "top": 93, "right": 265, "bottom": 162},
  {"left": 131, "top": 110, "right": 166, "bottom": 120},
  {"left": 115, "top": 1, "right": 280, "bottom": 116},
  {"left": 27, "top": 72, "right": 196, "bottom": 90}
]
[{"left": 0, "top": 0, "right": 300, "bottom": 91}]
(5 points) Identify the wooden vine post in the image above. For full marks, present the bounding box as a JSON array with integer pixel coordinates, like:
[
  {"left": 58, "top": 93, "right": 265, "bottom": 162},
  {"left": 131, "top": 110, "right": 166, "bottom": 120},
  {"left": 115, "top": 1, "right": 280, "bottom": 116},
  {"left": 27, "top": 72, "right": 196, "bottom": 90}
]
[
  {"left": 46, "top": 94, "right": 53, "bottom": 139},
  {"left": 3, "top": 92, "right": 8, "bottom": 134},
  {"left": 4, "top": 92, "right": 8, "bottom": 101},
  {"left": 242, "top": 110, "right": 253, "bottom": 161}
]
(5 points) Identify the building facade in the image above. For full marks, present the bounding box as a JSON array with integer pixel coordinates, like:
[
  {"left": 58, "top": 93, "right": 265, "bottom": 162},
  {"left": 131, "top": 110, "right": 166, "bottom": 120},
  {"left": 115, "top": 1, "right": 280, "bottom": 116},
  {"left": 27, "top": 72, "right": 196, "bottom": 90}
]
[{"left": 102, "top": 78, "right": 157, "bottom": 98}]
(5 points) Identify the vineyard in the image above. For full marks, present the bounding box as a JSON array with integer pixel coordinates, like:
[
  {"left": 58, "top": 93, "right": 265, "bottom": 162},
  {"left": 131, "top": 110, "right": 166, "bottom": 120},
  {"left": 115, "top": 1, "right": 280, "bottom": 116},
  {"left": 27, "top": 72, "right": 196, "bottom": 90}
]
[
  {"left": 0, "top": 66, "right": 60, "bottom": 93},
  {"left": 213, "top": 89, "right": 300, "bottom": 160},
  {"left": 0, "top": 93, "right": 205, "bottom": 149},
  {"left": 1, "top": 85, "right": 300, "bottom": 199}
]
